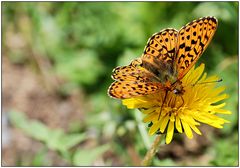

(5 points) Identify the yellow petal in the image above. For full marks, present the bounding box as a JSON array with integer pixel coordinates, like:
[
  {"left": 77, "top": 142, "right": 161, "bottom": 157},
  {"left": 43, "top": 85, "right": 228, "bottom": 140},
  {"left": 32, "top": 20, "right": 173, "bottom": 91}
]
[
  {"left": 175, "top": 116, "right": 183, "bottom": 133},
  {"left": 211, "top": 86, "right": 226, "bottom": 96},
  {"left": 141, "top": 107, "right": 157, "bottom": 114},
  {"left": 209, "top": 94, "right": 228, "bottom": 103},
  {"left": 189, "top": 124, "right": 202, "bottom": 135},
  {"left": 149, "top": 121, "right": 161, "bottom": 135},
  {"left": 182, "top": 120, "right": 193, "bottom": 139},
  {"left": 122, "top": 98, "right": 153, "bottom": 109},
  {"left": 188, "top": 63, "right": 205, "bottom": 84},
  {"left": 210, "top": 102, "right": 226, "bottom": 109},
  {"left": 160, "top": 115, "right": 170, "bottom": 133},
  {"left": 166, "top": 121, "right": 174, "bottom": 144},
  {"left": 143, "top": 113, "right": 156, "bottom": 123},
  {"left": 198, "top": 72, "right": 207, "bottom": 82},
  {"left": 170, "top": 113, "right": 175, "bottom": 122},
  {"left": 212, "top": 109, "right": 232, "bottom": 114}
]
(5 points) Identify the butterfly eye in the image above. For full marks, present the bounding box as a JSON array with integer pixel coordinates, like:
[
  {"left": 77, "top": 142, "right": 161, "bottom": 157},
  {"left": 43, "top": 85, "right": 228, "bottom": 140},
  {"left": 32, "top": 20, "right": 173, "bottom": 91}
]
[{"left": 173, "top": 89, "right": 178, "bottom": 94}]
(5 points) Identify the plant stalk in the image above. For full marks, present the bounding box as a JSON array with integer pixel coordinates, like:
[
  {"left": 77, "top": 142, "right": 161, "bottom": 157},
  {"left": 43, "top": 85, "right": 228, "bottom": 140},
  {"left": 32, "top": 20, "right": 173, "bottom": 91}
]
[{"left": 141, "top": 135, "right": 162, "bottom": 166}]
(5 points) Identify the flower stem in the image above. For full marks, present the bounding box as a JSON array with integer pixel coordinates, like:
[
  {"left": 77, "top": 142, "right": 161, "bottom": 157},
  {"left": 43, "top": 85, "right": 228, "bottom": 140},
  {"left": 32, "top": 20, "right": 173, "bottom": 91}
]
[{"left": 141, "top": 135, "right": 162, "bottom": 166}]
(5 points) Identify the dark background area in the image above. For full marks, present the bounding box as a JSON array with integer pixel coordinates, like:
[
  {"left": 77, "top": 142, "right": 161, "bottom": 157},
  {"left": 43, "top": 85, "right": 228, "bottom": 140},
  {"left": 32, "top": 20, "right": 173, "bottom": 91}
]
[{"left": 2, "top": 2, "right": 238, "bottom": 166}]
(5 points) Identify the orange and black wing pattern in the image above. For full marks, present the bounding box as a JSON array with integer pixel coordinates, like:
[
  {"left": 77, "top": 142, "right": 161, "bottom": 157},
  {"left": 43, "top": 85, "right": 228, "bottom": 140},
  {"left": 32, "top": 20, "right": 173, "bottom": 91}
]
[
  {"left": 176, "top": 16, "right": 218, "bottom": 79},
  {"left": 108, "top": 59, "right": 163, "bottom": 99},
  {"left": 141, "top": 29, "right": 178, "bottom": 83},
  {"left": 108, "top": 16, "right": 218, "bottom": 99}
]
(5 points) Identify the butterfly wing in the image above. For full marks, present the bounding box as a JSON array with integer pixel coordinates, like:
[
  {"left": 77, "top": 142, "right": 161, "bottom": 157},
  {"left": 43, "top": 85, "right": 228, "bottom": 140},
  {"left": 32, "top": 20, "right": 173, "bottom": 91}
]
[
  {"left": 112, "top": 58, "right": 158, "bottom": 82},
  {"left": 108, "top": 81, "right": 162, "bottom": 99},
  {"left": 176, "top": 16, "right": 218, "bottom": 79},
  {"left": 140, "top": 28, "right": 179, "bottom": 83},
  {"left": 108, "top": 58, "right": 164, "bottom": 99},
  {"left": 108, "top": 29, "right": 179, "bottom": 99}
]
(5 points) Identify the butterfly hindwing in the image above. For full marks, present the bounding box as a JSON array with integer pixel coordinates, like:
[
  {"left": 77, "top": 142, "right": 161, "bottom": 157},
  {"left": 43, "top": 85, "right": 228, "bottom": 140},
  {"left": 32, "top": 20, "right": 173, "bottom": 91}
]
[
  {"left": 112, "top": 59, "right": 159, "bottom": 82},
  {"left": 176, "top": 16, "right": 218, "bottom": 79},
  {"left": 108, "top": 81, "right": 162, "bottom": 99}
]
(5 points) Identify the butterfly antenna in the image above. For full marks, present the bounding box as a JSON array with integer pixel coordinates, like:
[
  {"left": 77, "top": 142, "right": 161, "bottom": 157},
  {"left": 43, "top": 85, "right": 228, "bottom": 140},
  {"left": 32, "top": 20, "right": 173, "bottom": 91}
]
[
  {"left": 158, "top": 90, "right": 168, "bottom": 120},
  {"left": 192, "top": 78, "right": 223, "bottom": 86}
]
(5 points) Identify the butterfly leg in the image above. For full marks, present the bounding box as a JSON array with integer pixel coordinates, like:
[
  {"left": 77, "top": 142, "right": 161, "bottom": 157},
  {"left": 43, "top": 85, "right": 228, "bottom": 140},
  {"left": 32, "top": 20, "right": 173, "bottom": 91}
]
[
  {"left": 158, "top": 90, "right": 168, "bottom": 120},
  {"left": 178, "top": 95, "right": 185, "bottom": 108}
]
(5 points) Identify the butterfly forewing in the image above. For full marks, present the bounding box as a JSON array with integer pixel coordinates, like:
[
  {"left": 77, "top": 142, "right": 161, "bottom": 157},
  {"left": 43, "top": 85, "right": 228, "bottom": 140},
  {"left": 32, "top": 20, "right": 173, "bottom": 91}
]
[
  {"left": 140, "top": 29, "right": 178, "bottom": 83},
  {"left": 176, "top": 16, "right": 218, "bottom": 79},
  {"left": 142, "top": 29, "right": 178, "bottom": 66}
]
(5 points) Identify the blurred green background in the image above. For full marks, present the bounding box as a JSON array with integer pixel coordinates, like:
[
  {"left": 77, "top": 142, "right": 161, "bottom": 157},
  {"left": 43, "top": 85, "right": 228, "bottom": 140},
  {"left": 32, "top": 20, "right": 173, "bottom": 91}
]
[{"left": 2, "top": 2, "right": 238, "bottom": 166}]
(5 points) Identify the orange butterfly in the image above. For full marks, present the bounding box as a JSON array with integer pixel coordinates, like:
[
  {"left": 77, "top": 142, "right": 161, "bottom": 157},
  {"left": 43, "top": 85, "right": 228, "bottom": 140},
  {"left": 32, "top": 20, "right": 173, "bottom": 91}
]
[{"left": 108, "top": 16, "right": 218, "bottom": 104}]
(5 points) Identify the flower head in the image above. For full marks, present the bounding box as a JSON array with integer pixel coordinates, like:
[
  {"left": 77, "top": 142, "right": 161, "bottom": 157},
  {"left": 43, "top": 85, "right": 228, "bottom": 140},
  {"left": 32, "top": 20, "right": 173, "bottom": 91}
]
[{"left": 122, "top": 64, "right": 231, "bottom": 144}]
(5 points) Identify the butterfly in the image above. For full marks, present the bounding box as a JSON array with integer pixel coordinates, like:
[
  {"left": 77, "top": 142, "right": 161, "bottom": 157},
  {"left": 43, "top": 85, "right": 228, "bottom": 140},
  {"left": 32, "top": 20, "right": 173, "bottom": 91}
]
[{"left": 108, "top": 16, "right": 218, "bottom": 102}]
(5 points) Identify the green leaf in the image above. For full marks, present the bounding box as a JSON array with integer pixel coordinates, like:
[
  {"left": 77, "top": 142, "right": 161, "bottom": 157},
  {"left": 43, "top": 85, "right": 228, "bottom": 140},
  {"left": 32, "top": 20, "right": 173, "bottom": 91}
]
[
  {"left": 55, "top": 49, "right": 105, "bottom": 85},
  {"left": 8, "top": 111, "right": 26, "bottom": 127},
  {"left": 58, "top": 133, "right": 87, "bottom": 151},
  {"left": 153, "top": 158, "right": 176, "bottom": 166},
  {"left": 45, "top": 129, "right": 65, "bottom": 151},
  {"left": 9, "top": 111, "right": 49, "bottom": 141},
  {"left": 31, "top": 148, "right": 50, "bottom": 166},
  {"left": 210, "top": 132, "right": 238, "bottom": 166},
  {"left": 73, "top": 144, "right": 109, "bottom": 166},
  {"left": 9, "top": 111, "right": 87, "bottom": 152},
  {"left": 41, "top": 128, "right": 87, "bottom": 152},
  {"left": 27, "top": 121, "right": 50, "bottom": 141}
]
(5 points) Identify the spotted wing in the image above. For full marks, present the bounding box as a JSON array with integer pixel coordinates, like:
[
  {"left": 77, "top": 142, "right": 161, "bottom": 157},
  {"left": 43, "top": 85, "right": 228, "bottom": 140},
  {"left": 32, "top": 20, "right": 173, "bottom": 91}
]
[
  {"left": 112, "top": 59, "right": 159, "bottom": 82},
  {"left": 176, "top": 16, "right": 218, "bottom": 79},
  {"left": 108, "top": 59, "right": 164, "bottom": 99},
  {"left": 141, "top": 29, "right": 179, "bottom": 83},
  {"left": 108, "top": 81, "right": 162, "bottom": 99}
]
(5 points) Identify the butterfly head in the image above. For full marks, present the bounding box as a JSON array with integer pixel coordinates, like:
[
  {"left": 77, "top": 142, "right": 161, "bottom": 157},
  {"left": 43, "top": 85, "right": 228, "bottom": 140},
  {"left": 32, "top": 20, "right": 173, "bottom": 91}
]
[
  {"left": 171, "top": 80, "right": 185, "bottom": 95},
  {"left": 173, "top": 88, "right": 183, "bottom": 95}
]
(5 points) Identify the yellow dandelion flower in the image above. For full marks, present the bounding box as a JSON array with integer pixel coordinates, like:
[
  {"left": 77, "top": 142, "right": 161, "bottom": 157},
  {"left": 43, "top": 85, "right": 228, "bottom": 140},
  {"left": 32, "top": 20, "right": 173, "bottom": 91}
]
[{"left": 122, "top": 64, "right": 231, "bottom": 144}]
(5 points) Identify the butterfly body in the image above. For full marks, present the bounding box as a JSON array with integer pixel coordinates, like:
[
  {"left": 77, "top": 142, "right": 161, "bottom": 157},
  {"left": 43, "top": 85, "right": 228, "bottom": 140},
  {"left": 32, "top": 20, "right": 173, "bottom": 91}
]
[{"left": 108, "top": 16, "right": 218, "bottom": 99}]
